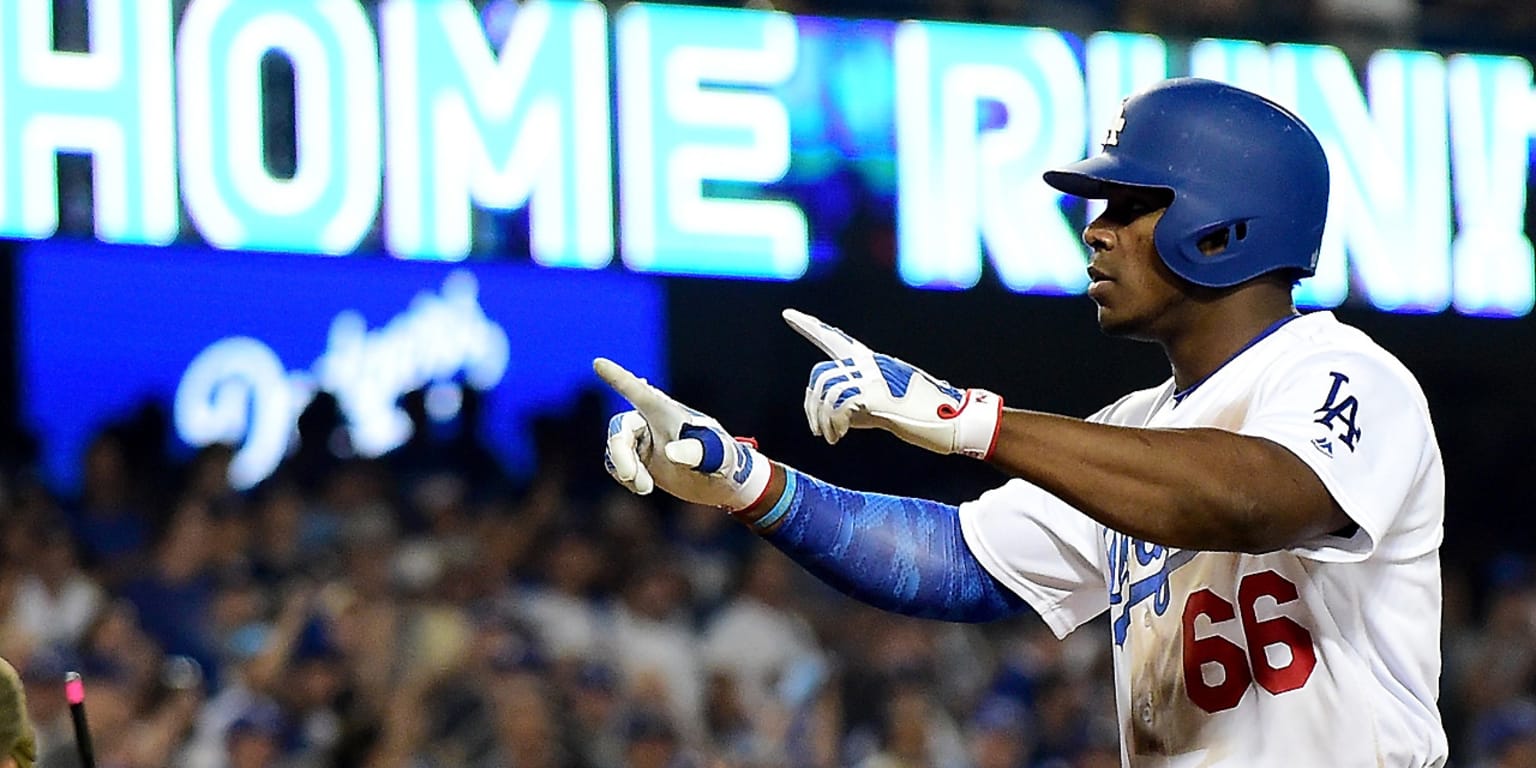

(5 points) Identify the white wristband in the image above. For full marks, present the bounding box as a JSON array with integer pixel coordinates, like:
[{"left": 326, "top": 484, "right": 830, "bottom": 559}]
[
  {"left": 953, "top": 389, "right": 1004, "bottom": 459},
  {"left": 725, "top": 443, "right": 775, "bottom": 512}
]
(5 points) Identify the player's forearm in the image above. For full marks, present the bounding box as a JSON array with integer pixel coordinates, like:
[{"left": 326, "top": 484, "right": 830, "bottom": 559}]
[
  {"left": 987, "top": 409, "right": 1342, "bottom": 552},
  {"left": 737, "top": 464, "right": 1024, "bottom": 622}
]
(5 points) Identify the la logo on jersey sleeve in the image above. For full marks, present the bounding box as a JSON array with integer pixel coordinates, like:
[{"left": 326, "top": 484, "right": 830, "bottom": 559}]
[{"left": 1310, "top": 371, "right": 1362, "bottom": 457}]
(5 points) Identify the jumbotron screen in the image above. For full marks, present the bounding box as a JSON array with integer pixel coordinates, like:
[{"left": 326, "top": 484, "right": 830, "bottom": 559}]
[{"left": 1, "top": 1, "right": 1531, "bottom": 316}]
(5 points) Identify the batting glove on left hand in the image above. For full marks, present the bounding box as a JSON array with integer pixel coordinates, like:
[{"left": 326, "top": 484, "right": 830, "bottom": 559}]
[
  {"left": 595, "top": 358, "right": 773, "bottom": 511},
  {"left": 784, "top": 309, "right": 1003, "bottom": 459}
]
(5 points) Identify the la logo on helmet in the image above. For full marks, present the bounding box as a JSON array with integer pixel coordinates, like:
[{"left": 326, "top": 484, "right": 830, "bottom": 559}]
[{"left": 1103, "top": 109, "right": 1126, "bottom": 148}]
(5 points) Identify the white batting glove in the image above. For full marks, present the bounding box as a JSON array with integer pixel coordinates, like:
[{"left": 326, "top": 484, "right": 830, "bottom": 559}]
[
  {"left": 783, "top": 309, "right": 1004, "bottom": 459},
  {"left": 594, "top": 358, "right": 773, "bottom": 511}
]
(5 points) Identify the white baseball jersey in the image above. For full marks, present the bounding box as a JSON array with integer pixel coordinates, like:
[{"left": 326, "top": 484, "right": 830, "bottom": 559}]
[{"left": 959, "top": 311, "right": 1446, "bottom": 767}]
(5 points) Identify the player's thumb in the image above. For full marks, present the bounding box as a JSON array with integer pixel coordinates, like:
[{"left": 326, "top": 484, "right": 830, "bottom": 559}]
[
  {"left": 667, "top": 425, "right": 731, "bottom": 474},
  {"left": 663, "top": 439, "right": 706, "bottom": 470}
]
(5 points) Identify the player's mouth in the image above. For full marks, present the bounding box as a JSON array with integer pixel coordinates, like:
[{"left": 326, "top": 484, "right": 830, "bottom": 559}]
[{"left": 1086, "top": 265, "right": 1113, "bottom": 301}]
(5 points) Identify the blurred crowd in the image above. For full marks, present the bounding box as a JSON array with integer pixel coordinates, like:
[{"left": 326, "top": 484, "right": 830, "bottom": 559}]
[
  {"left": 0, "top": 391, "right": 1111, "bottom": 768},
  {"left": 0, "top": 386, "right": 1531, "bottom": 768}
]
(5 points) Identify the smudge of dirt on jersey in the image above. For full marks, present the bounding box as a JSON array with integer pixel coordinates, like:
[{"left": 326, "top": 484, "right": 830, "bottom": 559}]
[{"left": 1127, "top": 552, "right": 1243, "bottom": 758}]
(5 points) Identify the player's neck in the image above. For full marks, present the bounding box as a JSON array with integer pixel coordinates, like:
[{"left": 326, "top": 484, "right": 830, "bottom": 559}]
[{"left": 1160, "top": 283, "right": 1298, "bottom": 391}]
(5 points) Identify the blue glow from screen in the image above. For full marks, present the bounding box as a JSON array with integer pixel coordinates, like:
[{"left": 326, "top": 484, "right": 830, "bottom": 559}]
[
  {"left": 0, "top": 0, "right": 1531, "bottom": 316},
  {"left": 19, "top": 241, "right": 665, "bottom": 491}
]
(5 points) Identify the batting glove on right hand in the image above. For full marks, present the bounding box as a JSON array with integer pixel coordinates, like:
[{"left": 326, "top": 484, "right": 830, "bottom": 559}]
[
  {"left": 784, "top": 309, "right": 1003, "bottom": 459},
  {"left": 595, "top": 358, "right": 772, "bottom": 512}
]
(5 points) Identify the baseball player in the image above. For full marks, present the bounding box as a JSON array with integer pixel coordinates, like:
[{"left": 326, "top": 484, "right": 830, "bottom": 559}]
[{"left": 597, "top": 78, "right": 1446, "bottom": 766}]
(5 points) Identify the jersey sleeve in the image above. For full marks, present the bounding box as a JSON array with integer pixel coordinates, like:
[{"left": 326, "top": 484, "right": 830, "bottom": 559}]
[
  {"left": 1238, "top": 348, "right": 1437, "bottom": 563},
  {"left": 958, "top": 479, "right": 1108, "bottom": 638}
]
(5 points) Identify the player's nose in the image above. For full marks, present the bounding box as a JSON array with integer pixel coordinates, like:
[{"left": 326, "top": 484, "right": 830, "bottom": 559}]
[{"left": 1083, "top": 221, "right": 1115, "bottom": 253}]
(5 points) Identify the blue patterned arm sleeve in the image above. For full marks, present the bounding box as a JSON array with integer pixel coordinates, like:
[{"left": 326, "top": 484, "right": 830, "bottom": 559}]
[{"left": 761, "top": 468, "right": 1026, "bottom": 622}]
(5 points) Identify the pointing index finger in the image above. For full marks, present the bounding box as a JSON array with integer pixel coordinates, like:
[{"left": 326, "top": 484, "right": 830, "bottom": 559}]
[
  {"left": 782, "top": 308, "right": 866, "bottom": 360},
  {"left": 593, "top": 357, "right": 664, "bottom": 413}
]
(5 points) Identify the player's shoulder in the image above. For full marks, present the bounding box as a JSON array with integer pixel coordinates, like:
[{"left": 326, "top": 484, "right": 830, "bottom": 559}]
[
  {"left": 1259, "top": 310, "right": 1437, "bottom": 433},
  {"left": 1272, "top": 313, "right": 1424, "bottom": 386}
]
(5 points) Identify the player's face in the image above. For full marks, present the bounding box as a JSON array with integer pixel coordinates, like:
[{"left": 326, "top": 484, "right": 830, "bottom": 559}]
[{"left": 1082, "top": 185, "right": 1189, "bottom": 339}]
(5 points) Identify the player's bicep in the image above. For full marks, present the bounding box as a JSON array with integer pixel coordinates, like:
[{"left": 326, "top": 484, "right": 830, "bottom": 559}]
[
  {"left": 1245, "top": 433, "right": 1354, "bottom": 538},
  {"left": 959, "top": 479, "right": 1108, "bottom": 638}
]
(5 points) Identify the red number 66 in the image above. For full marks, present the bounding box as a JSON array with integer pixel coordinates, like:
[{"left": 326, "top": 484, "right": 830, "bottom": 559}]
[{"left": 1181, "top": 570, "right": 1318, "bottom": 713}]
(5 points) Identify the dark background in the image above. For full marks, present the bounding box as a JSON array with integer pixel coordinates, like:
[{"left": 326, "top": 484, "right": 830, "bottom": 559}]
[{"left": 1, "top": 236, "right": 1531, "bottom": 563}]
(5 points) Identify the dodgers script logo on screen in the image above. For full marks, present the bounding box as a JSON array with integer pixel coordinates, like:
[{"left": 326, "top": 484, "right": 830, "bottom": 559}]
[{"left": 174, "top": 270, "right": 510, "bottom": 489}]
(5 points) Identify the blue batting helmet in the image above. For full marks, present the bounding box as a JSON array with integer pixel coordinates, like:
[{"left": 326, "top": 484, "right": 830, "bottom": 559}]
[{"left": 1043, "top": 78, "right": 1330, "bottom": 289}]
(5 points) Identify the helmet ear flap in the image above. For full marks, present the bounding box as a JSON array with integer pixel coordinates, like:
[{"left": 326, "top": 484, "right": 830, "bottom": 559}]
[
  {"left": 1193, "top": 220, "right": 1251, "bottom": 258},
  {"left": 1153, "top": 192, "right": 1261, "bottom": 286}
]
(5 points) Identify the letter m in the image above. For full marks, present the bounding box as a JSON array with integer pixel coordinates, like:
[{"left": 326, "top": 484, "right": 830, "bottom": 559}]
[{"left": 381, "top": 0, "right": 612, "bottom": 266}]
